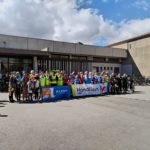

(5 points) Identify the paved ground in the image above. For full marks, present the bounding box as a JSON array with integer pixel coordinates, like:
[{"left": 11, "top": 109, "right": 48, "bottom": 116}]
[{"left": 0, "top": 86, "right": 150, "bottom": 150}]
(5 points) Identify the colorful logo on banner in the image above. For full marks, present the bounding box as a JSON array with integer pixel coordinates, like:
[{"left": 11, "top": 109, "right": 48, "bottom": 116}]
[
  {"left": 42, "top": 86, "right": 71, "bottom": 100},
  {"left": 71, "top": 84, "right": 100, "bottom": 96},
  {"left": 42, "top": 88, "right": 52, "bottom": 99},
  {"left": 100, "top": 85, "right": 105, "bottom": 93},
  {"left": 99, "top": 83, "right": 108, "bottom": 94},
  {"left": 72, "top": 83, "right": 108, "bottom": 97}
]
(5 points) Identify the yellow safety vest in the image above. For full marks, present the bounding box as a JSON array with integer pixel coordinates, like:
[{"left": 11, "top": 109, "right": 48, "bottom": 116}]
[
  {"left": 57, "top": 76, "right": 63, "bottom": 86},
  {"left": 105, "top": 76, "right": 110, "bottom": 83},
  {"left": 40, "top": 76, "right": 46, "bottom": 87},
  {"left": 45, "top": 76, "right": 51, "bottom": 86},
  {"left": 51, "top": 76, "right": 57, "bottom": 84}
]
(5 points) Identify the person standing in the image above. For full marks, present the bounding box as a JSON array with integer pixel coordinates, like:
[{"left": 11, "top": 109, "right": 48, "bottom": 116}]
[
  {"left": 116, "top": 73, "right": 122, "bottom": 94},
  {"left": 40, "top": 72, "right": 46, "bottom": 87},
  {"left": 74, "top": 75, "right": 80, "bottom": 84},
  {"left": 67, "top": 75, "right": 73, "bottom": 85},
  {"left": 15, "top": 72, "right": 22, "bottom": 102},
  {"left": 109, "top": 73, "right": 115, "bottom": 94},
  {"left": 104, "top": 72, "right": 110, "bottom": 93},
  {"left": 84, "top": 71, "right": 91, "bottom": 84},
  {"left": 27, "top": 75, "right": 35, "bottom": 102},
  {"left": 45, "top": 71, "right": 51, "bottom": 86},
  {"left": 8, "top": 72, "right": 16, "bottom": 103},
  {"left": 34, "top": 74, "right": 40, "bottom": 102},
  {"left": 22, "top": 73, "right": 29, "bottom": 102},
  {"left": 79, "top": 72, "right": 84, "bottom": 84},
  {"left": 50, "top": 72, "right": 58, "bottom": 86},
  {"left": 122, "top": 74, "right": 128, "bottom": 93},
  {"left": 57, "top": 72, "right": 64, "bottom": 86}
]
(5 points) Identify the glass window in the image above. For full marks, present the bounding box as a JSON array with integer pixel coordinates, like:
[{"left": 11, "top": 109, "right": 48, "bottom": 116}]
[
  {"left": 9, "top": 63, "right": 32, "bottom": 73},
  {"left": 93, "top": 57, "right": 105, "bottom": 62},
  {"left": 93, "top": 66, "right": 99, "bottom": 72},
  {"left": 109, "top": 58, "right": 119, "bottom": 63},
  {"left": 107, "top": 67, "right": 109, "bottom": 70},
  {"left": 0, "top": 57, "right": 8, "bottom": 74},
  {"left": 0, "top": 57, "right": 8, "bottom": 63},
  {"left": 51, "top": 54, "right": 60, "bottom": 59},
  {"left": 9, "top": 57, "right": 33, "bottom": 73},
  {"left": 9, "top": 58, "right": 32, "bottom": 64}
]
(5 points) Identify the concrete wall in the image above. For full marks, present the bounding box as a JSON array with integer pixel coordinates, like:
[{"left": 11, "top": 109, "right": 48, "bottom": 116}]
[
  {"left": 0, "top": 34, "right": 53, "bottom": 50},
  {"left": 128, "top": 37, "right": 150, "bottom": 77},
  {"left": 111, "top": 37, "right": 150, "bottom": 77},
  {"left": 0, "top": 34, "right": 127, "bottom": 58},
  {"left": 111, "top": 43, "right": 128, "bottom": 49}
]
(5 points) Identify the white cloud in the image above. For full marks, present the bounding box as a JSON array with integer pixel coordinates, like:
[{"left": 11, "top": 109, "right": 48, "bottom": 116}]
[
  {"left": 0, "top": 0, "right": 150, "bottom": 45},
  {"left": 78, "top": 0, "right": 93, "bottom": 4},
  {"left": 0, "top": 0, "right": 113, "bottom": 44},
  {"left": 131, "top": 0, "right": 150, "bottom": 11},
  {"left": 107, "top": 18, "right": 150, "bottom": 43}
]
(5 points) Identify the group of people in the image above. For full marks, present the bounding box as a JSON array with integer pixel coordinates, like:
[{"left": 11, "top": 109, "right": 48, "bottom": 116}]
[{"left": 8, "top": 70, "right": 134, "bottom": 103}]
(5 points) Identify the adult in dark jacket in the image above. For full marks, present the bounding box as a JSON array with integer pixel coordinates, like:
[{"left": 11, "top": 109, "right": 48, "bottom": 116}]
[
  {"left": 122, "top": 74, "right": 128, "bottom": 93},
  {"left": 15, "top": 72, "right": 22, "bottom": 102}
]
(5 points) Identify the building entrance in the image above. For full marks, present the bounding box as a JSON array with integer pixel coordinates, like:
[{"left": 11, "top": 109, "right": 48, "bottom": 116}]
[{"left": 114, "top": 67, "right": 120, "bottom": 74}]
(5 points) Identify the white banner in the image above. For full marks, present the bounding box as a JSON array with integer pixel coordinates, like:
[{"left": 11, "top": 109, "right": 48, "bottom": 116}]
[
  {"left": 73, "top": 83, "right": 108, "bottom": 96},
  {"left": 99, "top": 83, "right": 108, "bottom": 94}
]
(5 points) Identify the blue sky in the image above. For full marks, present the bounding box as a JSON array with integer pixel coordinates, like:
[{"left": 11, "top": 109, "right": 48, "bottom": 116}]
[
  {"left": 81, "top": 0, "right": 150, "bottom": 22},
  {"left": 0, "top": 0, "right": 150, "bottom": 45},
  {"left": 79, "top": 0, "right": 150, "bottom": 45}
]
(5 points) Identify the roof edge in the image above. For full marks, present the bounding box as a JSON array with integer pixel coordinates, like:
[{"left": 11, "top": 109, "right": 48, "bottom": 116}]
[{"left": 108, "top": 32, "right": 150, "bottom": 47}]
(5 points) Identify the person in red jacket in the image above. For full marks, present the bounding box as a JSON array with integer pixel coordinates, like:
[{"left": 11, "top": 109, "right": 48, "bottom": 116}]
[
  {"left": 79, "top": 72, "right": 84, "bottom": 84},
  {"left": 63, "top": 74, "right": 68, "bottom": 85},
  {"left": 67, "top": 75, "right": 73, "bottom": 85}
]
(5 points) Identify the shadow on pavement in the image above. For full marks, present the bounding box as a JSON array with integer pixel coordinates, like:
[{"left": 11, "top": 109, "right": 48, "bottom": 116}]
[
  {"left": 15, "top": 94, "right": 108, "bottom": 104},
  {"left": 0, "top": 114, "right": 8, "bottom": 117},
  {"left": 133, "top": 91, "right": 144, "bottom": 94},
  {"left": 111, "top": 91, "right": 144, "bottom": 95},
  {"left": 0, "top": 100, "right": 8, "bottom": 118},
  {"left": 4, "top": 91, "right": 144, "bottom": 104},
  {"left": 0, "top": 101, "right": 8, "bottom": 108},
  {"left": 0, "top": 100, "right": 9, "bottom": 102}
]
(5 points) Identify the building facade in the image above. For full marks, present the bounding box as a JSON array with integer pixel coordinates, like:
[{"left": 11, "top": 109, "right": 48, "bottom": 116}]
[
  {"left": 0, "top": 34, "right": 127, "bottom": 75},
  {"left": 109, "top": 33, "right": 150, "bottom": 77}
]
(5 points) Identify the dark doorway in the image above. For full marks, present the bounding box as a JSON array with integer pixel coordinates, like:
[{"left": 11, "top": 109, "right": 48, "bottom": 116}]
[{"left": 114, "top": 67, "right": 120, "bottom": 74}]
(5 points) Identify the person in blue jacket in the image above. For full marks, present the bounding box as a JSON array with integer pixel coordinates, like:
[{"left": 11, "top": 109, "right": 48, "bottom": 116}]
[
  {"left": 74, "top": 75, "right": 80, "bottom": 84},
  {"left": 84, "top": 71, "right": 91, "bottom": 84}
]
